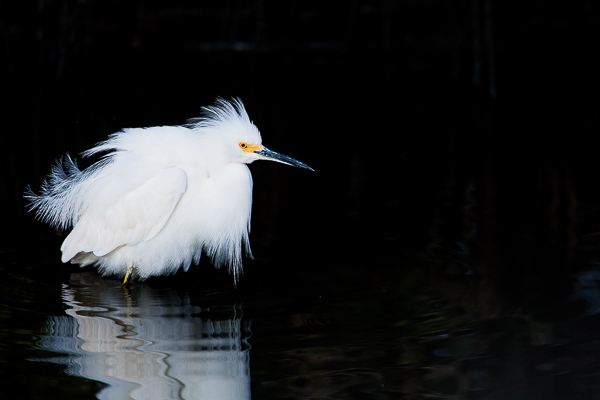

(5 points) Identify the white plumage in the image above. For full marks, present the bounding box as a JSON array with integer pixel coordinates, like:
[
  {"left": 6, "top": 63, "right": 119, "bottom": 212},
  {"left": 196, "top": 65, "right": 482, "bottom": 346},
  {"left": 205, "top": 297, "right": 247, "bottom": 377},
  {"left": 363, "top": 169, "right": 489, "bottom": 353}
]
[{"left": 27, "top": 98, "right": 312, "bottom": 283}]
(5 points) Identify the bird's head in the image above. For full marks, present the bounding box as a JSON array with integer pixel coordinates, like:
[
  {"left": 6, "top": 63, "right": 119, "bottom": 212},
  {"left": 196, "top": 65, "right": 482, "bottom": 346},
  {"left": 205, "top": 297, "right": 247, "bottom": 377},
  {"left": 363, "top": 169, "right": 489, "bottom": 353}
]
[
  {"left": 194, "top": 98, "right": 313, "bottom": 171},
  {"left": 237, "top": 141, "right": 313, "bottom": 170}
]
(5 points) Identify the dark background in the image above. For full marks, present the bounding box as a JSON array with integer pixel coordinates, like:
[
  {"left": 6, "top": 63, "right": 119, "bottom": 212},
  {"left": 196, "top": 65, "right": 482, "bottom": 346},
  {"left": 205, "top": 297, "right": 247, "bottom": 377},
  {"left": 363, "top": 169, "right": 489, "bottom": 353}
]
[
  {"left": 2, "top": 1, "right": 600, "bottom": 398},
  {"left": 2, "top": 0, "right": 598, "bottom": 275}
]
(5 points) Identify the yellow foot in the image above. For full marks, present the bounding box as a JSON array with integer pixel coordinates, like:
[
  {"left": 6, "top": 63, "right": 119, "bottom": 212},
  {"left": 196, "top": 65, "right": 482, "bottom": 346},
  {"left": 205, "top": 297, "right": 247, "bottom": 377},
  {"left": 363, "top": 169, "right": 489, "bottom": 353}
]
[{"left": 120, "top": 266, "right": 133, "bottom": 287}]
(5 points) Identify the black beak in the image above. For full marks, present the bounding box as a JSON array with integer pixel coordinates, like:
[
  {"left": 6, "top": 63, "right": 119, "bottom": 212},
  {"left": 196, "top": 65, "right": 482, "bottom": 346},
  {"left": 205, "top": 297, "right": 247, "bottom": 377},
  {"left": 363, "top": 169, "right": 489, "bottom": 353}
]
[{"left": 254, "top": 147, "right": 314, "bottom": 171}]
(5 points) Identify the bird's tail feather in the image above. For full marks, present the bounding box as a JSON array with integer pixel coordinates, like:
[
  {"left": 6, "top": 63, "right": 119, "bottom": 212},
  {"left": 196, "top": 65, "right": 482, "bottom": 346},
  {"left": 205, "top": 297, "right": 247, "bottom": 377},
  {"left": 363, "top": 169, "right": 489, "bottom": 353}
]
[{"left": 25, "top": 154, "right": 99, "bottom": 230}]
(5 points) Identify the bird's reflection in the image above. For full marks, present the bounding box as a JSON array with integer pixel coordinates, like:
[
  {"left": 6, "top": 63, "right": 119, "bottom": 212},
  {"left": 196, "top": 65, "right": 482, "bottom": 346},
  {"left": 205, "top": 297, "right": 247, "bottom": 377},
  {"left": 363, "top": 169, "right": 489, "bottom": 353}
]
[{"left": 38, "top": 272, "right": 251, "bottom": 400}]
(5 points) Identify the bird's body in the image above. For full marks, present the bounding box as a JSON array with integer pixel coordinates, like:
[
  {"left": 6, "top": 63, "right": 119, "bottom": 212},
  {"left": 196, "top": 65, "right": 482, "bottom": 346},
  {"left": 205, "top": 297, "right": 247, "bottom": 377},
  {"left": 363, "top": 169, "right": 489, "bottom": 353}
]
[{"left": 27, "top": 99, "right": 312, "bottom": 282}]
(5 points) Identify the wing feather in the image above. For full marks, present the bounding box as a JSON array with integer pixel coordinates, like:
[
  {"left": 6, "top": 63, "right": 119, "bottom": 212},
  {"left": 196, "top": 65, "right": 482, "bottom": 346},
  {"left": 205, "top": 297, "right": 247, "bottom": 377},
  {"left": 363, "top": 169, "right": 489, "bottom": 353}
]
[{"left": 61, "top": 167, "right": 188, "bottom": 262}]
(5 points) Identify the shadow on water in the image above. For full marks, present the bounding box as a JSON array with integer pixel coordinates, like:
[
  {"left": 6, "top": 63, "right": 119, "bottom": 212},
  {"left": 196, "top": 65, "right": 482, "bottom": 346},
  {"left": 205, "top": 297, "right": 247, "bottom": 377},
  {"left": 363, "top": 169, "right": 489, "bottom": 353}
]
[{"left": 36, "top": 272, "right": 251, "bottom": 400}]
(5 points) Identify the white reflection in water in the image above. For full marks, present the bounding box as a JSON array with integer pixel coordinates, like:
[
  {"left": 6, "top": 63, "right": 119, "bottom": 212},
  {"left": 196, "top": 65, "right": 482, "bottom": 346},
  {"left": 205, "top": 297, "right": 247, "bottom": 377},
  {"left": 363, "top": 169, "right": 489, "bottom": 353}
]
[{"left": 38, "top": 272, "right": 251, "bottom": 400}]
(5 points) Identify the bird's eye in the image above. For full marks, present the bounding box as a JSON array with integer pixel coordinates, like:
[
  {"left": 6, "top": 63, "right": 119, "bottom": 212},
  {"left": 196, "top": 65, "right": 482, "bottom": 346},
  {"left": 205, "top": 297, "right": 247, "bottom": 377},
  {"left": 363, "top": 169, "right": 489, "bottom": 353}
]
[{"left": 239, "top": 143, "right": 248, "bottom": 149}]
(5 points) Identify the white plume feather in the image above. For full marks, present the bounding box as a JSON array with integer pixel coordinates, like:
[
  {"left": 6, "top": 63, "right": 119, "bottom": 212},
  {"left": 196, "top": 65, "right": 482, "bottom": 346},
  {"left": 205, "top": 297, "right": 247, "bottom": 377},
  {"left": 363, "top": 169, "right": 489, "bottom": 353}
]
[{"left": 26, "top": 98, "right": 260, "bottom": 283}]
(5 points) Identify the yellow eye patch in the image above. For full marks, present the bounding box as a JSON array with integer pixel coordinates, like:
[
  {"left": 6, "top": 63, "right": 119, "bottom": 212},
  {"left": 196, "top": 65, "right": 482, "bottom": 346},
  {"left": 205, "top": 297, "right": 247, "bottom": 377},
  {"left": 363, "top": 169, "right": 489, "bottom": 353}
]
[{"left": 239, "top": 143, "right": 263, "bottom": 153}]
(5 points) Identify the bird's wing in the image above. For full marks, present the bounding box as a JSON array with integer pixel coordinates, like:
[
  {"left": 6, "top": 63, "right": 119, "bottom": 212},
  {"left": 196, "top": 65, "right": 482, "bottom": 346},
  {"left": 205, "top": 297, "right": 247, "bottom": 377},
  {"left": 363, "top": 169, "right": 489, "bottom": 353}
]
[{"left": 61, "top": 167, "right": 188, "bottom": 261}]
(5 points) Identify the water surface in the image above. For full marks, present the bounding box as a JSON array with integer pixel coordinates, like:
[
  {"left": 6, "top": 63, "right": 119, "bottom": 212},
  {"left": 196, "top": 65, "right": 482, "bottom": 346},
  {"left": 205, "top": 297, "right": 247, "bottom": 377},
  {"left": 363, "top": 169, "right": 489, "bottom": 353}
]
[{"left": 3, "top": 235, "right": 600, "bottom": 399}]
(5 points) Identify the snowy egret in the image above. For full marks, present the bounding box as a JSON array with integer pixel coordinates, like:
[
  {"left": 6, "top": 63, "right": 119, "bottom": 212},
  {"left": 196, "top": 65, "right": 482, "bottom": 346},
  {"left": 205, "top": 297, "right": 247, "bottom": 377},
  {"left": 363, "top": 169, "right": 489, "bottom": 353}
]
[{"left": 26, "top": 98, "right": 312, "bottom": 284}]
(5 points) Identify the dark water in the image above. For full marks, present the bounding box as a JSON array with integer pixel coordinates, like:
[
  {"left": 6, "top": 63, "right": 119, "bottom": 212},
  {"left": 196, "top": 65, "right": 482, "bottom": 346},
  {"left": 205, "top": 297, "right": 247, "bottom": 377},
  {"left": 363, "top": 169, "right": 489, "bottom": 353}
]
[
  {"left": 2, "top": 2, "right": 600, "bottom": 399},
  {"left": 4, "top": 232, "right": 600, "bottom": 399}
]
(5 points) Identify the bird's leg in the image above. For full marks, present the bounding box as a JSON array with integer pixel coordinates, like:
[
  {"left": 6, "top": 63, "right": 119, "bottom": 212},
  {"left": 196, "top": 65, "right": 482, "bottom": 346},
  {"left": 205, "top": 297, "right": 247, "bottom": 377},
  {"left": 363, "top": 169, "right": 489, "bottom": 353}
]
[{"left": 122, "top": 263, "right": 134, "bottom": 286}]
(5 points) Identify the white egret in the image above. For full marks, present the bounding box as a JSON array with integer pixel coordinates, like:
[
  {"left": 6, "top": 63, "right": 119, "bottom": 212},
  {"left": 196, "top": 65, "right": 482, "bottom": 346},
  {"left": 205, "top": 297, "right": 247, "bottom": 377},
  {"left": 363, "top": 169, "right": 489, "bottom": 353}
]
[{"left": 26, "top": 98, "right": 312, "bottom": 284}]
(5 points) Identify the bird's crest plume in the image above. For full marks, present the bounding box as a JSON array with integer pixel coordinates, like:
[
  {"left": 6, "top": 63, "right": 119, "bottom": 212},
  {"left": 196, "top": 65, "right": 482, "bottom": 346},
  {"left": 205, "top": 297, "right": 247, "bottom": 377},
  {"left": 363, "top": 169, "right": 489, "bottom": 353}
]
[{"left": 187, "top": 97, "right": 251, "bottom": 130}]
